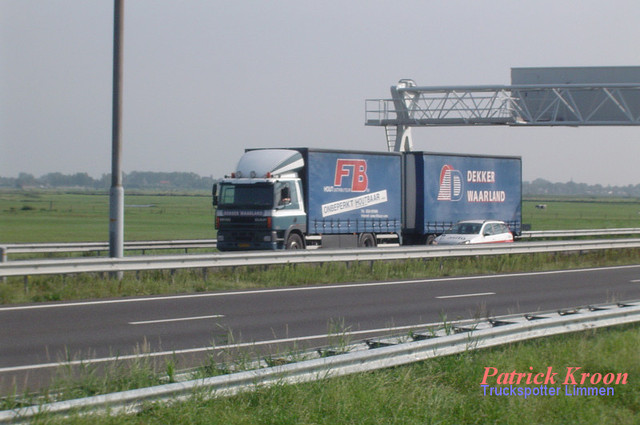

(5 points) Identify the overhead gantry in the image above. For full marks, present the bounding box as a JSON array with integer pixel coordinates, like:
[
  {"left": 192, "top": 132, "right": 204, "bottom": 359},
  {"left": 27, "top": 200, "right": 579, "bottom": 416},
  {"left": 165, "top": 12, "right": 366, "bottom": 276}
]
[{"left": 366, "top": 67, "right": 640, "bottom": 152}]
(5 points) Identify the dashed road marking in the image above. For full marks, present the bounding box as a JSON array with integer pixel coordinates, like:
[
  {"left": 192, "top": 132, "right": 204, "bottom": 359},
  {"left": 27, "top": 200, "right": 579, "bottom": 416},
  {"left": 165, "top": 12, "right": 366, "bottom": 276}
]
[
  {"left": 129, "top": 314, "right": 224, "bottom": 325},
  {"left": 436, "top": 292, "right": 496, "bottom": 299}
]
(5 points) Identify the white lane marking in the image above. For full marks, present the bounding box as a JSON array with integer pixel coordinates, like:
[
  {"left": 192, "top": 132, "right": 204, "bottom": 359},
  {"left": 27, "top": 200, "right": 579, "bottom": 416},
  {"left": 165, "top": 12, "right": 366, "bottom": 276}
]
[
  {"left": 129, "top": 314, "right": 224, "bottom": 325},
  {"left": 631, "top": 279, "right": 640, "bottom": 283},
  {"left": 0, "top": 320, "right": 445, "bottom": 373},
  {"left": 436, "top": 292, "right": 496, "bottom": 299},
  {"left": 2, "top": 264, "right": 639, "bottom": 312}
]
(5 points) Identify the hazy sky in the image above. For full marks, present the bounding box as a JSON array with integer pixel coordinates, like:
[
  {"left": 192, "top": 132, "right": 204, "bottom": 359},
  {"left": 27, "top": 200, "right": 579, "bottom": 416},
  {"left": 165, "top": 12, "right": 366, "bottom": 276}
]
[{"left": 2, "top": 0, "right": 640, "bottom": 185}]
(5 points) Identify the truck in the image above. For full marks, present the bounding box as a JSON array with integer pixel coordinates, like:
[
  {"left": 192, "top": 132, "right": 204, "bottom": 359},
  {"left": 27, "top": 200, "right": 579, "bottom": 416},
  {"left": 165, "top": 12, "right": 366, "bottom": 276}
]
[{"left": 213, "top": 148, "right": 521, "bottom": 251}]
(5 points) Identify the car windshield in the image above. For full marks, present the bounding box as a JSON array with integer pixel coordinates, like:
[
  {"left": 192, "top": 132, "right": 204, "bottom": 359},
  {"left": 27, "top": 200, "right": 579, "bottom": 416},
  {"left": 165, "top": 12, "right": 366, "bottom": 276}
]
[
  {"left": 446, "top": 222, "right": 482, "bottom": 235},
  {"left": 218, "top": 183, "right": 274, "bottom": 209}
]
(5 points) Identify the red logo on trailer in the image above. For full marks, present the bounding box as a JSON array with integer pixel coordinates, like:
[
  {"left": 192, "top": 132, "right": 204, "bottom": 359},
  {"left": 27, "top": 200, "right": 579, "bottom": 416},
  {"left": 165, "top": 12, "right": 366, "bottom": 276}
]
[
  {"left": 437, "top": 164, "right": 463, "bottom": 201},
  {"left": 334, "top": 159, "right": 368, "bottom": 192}
]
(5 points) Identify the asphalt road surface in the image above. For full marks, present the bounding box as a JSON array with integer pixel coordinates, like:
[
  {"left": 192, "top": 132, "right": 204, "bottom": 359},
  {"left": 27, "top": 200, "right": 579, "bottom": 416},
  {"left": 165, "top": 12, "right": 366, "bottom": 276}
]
[{"left": 2, "top": 264, "right": 640, "bottom": 392}]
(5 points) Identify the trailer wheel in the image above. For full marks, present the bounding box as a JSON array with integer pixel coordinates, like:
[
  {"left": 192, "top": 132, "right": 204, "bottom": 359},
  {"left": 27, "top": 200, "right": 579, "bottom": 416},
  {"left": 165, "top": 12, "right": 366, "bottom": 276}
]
[
  {"left": 285, "top": 233, "right": 303, "bottom": 250},
  {"left": 426, "top": 234, "right": 436, "bottom": 245},
  {"left": 359, "top": 233, "right": 376, "bottom": 248}
]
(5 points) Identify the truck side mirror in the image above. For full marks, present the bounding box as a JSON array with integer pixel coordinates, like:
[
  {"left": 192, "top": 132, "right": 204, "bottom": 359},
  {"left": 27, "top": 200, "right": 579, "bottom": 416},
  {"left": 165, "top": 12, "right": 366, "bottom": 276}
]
[{"left": 212, "top": 184, "right": 218, "bottom": 206}]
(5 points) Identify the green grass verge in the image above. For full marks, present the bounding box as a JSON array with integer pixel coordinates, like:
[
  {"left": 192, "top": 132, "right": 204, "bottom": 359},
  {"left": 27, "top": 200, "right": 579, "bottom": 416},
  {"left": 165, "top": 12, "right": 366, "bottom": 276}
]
[
  {"left": 3, "top": 249, "right": 639, "bottom": 305},
  {"left": 20, "top": 323, "right": 640, "bottom": 425}
]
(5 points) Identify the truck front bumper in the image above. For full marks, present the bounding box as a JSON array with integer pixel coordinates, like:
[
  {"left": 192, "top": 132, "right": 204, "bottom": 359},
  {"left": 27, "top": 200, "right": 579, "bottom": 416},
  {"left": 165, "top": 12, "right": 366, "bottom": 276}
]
[{"left": 216, "top": 230, "right": 279, "bottom": 251}]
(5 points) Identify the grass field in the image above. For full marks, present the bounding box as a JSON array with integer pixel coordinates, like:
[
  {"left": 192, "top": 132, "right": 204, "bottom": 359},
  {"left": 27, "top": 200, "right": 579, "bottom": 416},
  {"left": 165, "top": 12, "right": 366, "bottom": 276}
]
[
  {"left": 523, "top": 198, "right": 640, "bottom": 230},
  {"left": 1, "top": 190, "right": 640, "bottom": 243},
  {"left": 0, "top": 190, "right": 215, "bottom": 243}
]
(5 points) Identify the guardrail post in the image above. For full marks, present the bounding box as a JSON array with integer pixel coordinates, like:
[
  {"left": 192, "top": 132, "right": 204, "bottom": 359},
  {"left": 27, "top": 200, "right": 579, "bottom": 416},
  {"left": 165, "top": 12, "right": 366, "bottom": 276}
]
[{"left": 0, "top": 246, "right": 6, "bottom": 283}]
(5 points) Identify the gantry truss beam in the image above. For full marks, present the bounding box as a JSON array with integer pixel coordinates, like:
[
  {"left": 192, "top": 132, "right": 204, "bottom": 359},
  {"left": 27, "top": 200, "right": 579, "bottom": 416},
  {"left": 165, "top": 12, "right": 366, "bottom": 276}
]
[{"left": 365, "top": 80, "right": 640, "bottom": 151}]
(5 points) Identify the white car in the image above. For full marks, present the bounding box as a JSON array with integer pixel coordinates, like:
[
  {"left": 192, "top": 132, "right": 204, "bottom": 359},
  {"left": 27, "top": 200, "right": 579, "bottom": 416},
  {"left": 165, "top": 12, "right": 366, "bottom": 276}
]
[{"left": 433, "top": 220, "right": 514, "bottom": 245}]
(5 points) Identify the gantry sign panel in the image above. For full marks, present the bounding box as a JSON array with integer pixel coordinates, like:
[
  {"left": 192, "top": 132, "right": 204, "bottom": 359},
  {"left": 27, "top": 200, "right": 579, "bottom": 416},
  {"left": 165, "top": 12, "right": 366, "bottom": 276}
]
[
  {"left": 366, "top": 67, "right": 640, "bottom": 152},
  {"left": 511, "top": 67, "right": 640, "bottom": 125}
]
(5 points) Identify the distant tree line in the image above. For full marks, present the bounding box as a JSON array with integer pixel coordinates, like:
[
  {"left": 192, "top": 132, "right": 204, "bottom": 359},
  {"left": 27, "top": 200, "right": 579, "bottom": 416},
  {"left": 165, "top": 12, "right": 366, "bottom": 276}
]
[
  {"left": 0, "top": 172, "right": 216, "bottom": 191},
  {"left": 1, "top": 172, "right": 639, "bottom": 197},
  {"left": 523, "top": 178, "right": 640, "bottom": 198}
]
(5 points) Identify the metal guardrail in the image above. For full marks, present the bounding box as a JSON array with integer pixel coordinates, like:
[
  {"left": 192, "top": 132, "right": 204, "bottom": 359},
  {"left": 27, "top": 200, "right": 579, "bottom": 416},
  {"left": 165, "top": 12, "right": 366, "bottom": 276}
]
[
  {"left": 1, "top": 228, "right": 639, "bottom": 259},
  {"left": 520, "top": 228, "right": 640, "bottom": 239},
  {"left": 2, "top": 300, "right": 638, "bottom": 422},
  {"left": 1, "top": 239, "right": 218, "bottom": 255},
  {"left": 2, "top": 238, "right": 640, "bottom": 278}
]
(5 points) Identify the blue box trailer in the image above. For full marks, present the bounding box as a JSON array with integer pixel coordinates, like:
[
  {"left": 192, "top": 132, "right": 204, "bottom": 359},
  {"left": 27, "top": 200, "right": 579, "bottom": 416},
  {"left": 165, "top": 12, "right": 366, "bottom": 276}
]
[
  {"left": 301, "top": 148, "right": 402, "bottom": 247},
  {"left": 403, "top": 151, "right": 522, "bottom": 244}
]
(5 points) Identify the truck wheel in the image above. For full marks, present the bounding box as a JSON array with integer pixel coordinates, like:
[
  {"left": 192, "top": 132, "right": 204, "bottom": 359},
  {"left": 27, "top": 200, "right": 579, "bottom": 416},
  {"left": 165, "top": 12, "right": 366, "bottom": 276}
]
[
  {"left": 426, "top": 234, "right": 436, "bottom": 245},
  {"left": 286, "top": 233, "right": 303, "bottom": 250},
  {"left": 359, "top": 233, "right": 376, "bottom": 248}
]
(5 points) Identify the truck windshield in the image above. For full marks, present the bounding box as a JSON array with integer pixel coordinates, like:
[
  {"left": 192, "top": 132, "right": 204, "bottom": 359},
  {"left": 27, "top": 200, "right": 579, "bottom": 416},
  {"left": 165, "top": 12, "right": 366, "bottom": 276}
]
[{"left": 218, "top": 183, "right": 274, "bottom": 209}]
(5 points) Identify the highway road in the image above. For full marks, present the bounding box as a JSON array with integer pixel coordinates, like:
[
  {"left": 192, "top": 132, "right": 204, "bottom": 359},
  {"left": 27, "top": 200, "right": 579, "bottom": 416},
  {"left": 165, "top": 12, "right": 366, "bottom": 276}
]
[{"left": 1, "top": 264, "right": 640, "bottom": 393}]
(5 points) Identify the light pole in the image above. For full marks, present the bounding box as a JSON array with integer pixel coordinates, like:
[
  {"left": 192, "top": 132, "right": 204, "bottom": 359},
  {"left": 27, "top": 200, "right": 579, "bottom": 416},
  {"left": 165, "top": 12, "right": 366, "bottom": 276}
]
[{"left": 109, "top": 0, "right": 124, "bottom": 266}]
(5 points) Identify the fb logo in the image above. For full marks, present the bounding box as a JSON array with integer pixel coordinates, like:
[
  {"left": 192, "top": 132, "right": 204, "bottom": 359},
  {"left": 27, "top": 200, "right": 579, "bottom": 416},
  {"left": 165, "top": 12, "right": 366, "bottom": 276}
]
[
  {"left": 334, "top": 159, "right": 368, "bottom": 192},
  {"left": 437, "top": 164, "right": 463, "bottom": 201}
]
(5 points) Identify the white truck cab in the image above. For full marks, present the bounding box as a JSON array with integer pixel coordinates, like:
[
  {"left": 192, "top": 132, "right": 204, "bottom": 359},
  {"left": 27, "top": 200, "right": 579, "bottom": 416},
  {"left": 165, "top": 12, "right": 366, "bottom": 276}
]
[{"left": 214, "top": 150, "right": 307, "bottom": 250}]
